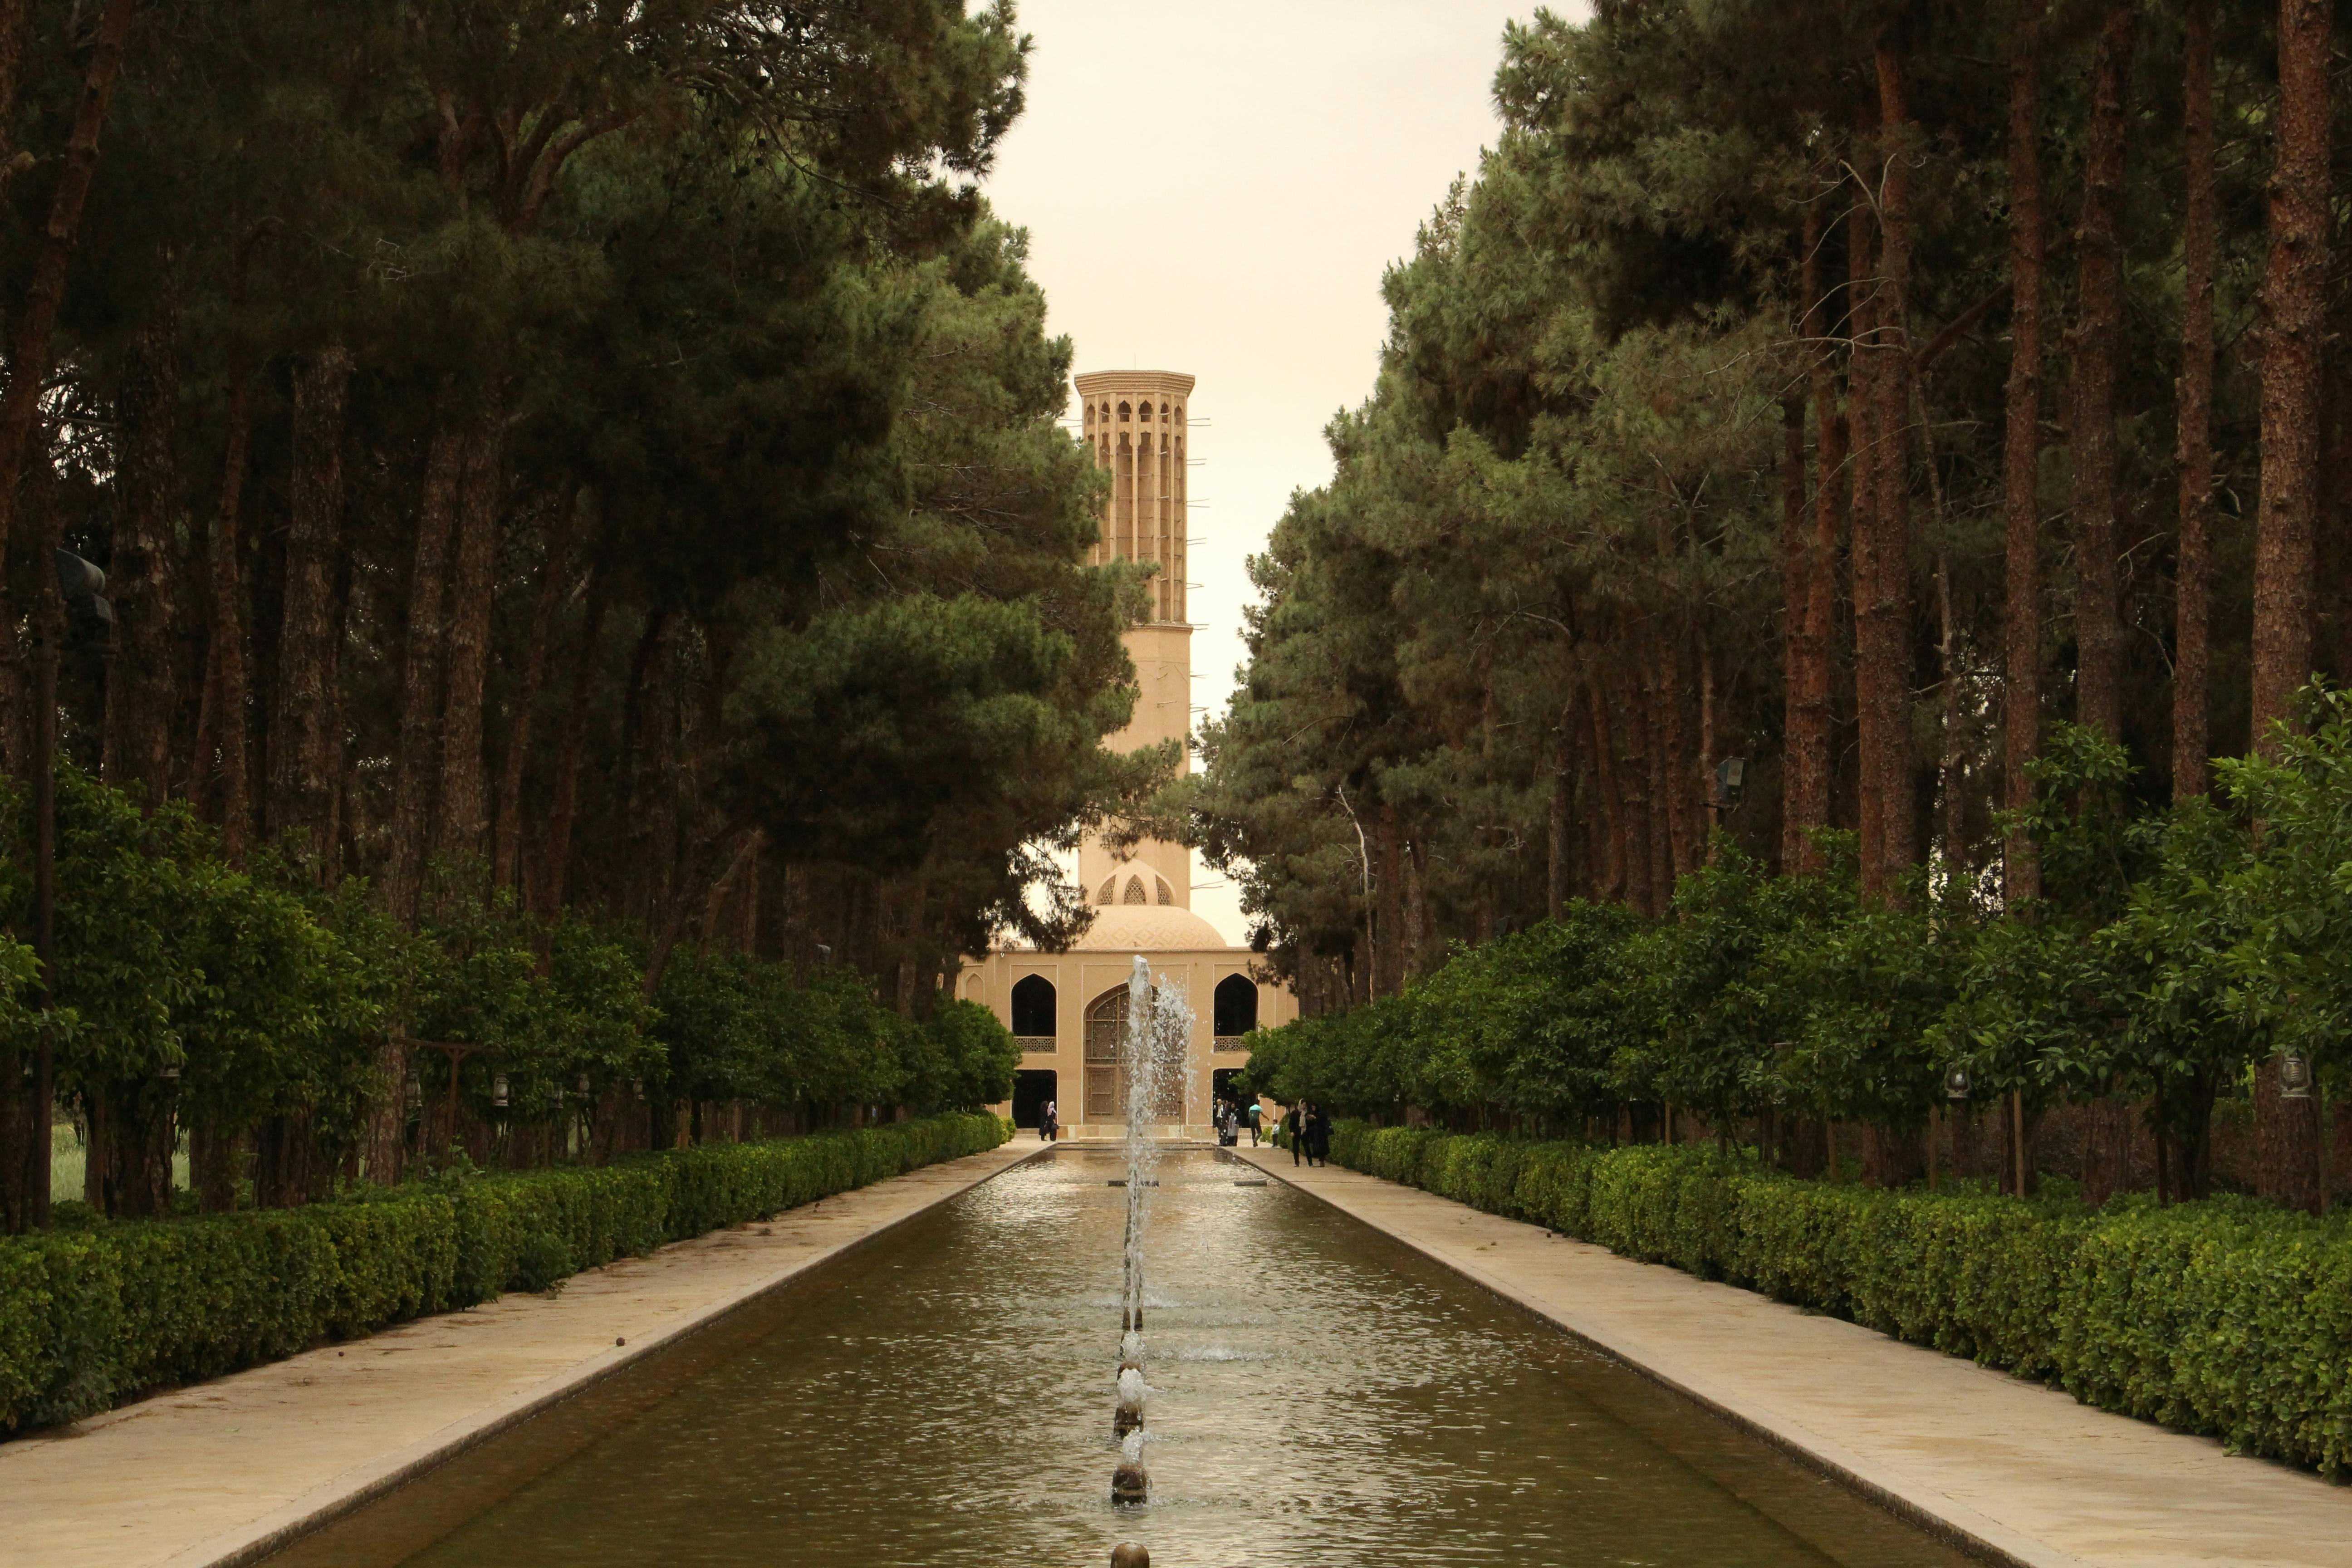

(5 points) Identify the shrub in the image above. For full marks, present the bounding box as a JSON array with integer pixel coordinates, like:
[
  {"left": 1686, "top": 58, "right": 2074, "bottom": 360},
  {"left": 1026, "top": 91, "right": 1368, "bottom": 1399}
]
[
  {"left": 0, "top": 1111, "right": 1009, "bottom": 1435},
  {"left": 1328, "top": 1122, "right": 2352, "bottom": 1478},
  {"left": 514, "top": 1231, "right": 575, "bottom": 1294}
]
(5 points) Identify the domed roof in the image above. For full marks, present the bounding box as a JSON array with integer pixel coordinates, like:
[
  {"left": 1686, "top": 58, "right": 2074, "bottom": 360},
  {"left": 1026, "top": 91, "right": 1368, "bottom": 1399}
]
[{"left": 1070, "top": 902, "right": 1235, "bottom": 952}]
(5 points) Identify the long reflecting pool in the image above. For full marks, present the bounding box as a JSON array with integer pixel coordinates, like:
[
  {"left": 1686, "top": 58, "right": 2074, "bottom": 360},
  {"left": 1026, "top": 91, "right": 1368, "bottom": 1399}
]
[{"left": 274, "top": 1148, "right": 1975, "bottom": 1568}]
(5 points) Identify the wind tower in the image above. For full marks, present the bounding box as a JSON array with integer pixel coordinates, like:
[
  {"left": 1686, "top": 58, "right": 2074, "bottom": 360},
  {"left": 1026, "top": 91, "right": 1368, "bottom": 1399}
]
[{"left": 1075, "top": 369, "right": 1196, "bottom": 914}]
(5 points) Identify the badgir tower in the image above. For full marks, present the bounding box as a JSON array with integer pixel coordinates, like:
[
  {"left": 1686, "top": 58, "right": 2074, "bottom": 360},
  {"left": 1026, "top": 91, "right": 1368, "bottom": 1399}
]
[{"left": 962, "top": 370, "right": 1298, "bottom": 1137}]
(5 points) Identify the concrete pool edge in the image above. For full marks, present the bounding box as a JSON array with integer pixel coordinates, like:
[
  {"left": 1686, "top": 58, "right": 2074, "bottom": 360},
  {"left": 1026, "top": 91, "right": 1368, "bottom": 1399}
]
[
  {"left": 1235, "top": 1149, "right": 2119, "bottom": 1568},
  {"left": 153, "top": 1140, "right": 1053, "bottom": 1568}
]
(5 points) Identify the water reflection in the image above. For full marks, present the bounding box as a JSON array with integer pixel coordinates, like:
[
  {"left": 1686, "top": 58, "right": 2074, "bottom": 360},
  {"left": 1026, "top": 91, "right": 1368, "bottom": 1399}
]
[{"left": 274, "top": 1148, "right": 1974, "bottom": 1568}]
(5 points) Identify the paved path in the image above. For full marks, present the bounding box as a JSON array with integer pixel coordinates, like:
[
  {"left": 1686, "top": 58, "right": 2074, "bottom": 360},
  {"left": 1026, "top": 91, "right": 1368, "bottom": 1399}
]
[
  {"left": 0, "top": 1141, "right": 1042, "bottom": 1568},
  {"left": 1237, "top": 1147, "right": 2352, "bottom": 1568}
]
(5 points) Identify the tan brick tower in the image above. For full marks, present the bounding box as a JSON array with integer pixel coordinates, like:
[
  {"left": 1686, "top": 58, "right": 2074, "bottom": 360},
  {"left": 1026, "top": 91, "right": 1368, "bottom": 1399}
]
[
  {"left": 1075, "top": 370, "right": 1196, "bottom": 913},
  {"left": 957, "top": 367, "right": 1298, "bottom": 1136}
]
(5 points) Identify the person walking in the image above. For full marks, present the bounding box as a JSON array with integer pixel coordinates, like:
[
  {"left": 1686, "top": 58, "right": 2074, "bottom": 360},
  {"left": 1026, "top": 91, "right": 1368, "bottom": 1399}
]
[
  {"left": 1290, "top": 1102, "right": 1304, "bottom": 1167},
  {"left": 1306, "top": 1103, "right": 1331, "bottom": 1167},
  {"left": 1245, "top": 1100, "right": 1262, "bottom": 1147},
  {"left": 1040, "top": 1098, "right": 1057, "bottom": 1142}
]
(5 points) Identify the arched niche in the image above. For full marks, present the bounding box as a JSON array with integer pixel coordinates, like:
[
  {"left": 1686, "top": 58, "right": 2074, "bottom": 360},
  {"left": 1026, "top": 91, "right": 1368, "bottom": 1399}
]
[
  {"left": 1213, "top": 973, "right": 1259, "bottom": 1039},
  {"left": 1011, "top": 974, "right": 1056, "bottom": 1038}
]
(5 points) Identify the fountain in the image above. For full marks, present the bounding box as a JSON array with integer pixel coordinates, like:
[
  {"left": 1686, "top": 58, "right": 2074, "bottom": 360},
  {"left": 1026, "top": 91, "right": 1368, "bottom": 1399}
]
[{"left": 1110, "top": 954, "right": 1196, "bottom": 1506}]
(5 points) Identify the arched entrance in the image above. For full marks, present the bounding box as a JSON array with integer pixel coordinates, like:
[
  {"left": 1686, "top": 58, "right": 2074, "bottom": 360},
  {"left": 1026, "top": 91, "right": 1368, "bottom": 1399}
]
[
  {"left": 1011, "top": 1069, "right": 1056, "bottom": 1130},
  {"left": 1083, "top": 986, "right": 1186, "bottom": 1123}
]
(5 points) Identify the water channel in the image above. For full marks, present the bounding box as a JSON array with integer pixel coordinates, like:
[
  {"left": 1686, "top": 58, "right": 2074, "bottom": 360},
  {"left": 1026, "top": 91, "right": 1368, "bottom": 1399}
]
[{"left": 274, "top": 1147, "right": 1977, "bottom": 1568}]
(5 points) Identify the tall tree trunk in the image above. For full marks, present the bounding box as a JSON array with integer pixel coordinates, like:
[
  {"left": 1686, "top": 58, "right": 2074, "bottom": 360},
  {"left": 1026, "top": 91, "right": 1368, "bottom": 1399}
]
[
  {"left": 193, "top": 255, "right": 261, "bottom": 858},
  {"left": 267, "top": 347, "right": 351, "bottom": 864},
  {"left": 1846, "top": 180, "right": 1886, "bottom": 897},
  {"left": 103, "top": 307, "right": 182, "bottom": 810},
  {"left": 494, "top": 489, "right": 577, "bottom": 897},
  {"left": 1627, "top": 663, "right": 1669, "bottom": 915},
  {"left": 0, "top": 0, "right": 32, "bottom": 165},
  {"left": 1375, "top": 802, "right": 1406, "bottom": 996},
  {"left": 2253, "top": 0, "right": 2332, "bottom": 1215},
  {"left": 1547, "top": 714, "right": 1573, "bottom": 917},
  {"left": 2002, "top": 4, "right": 2048, "bottom": 906},
  {"left": 1869, "top": 46, "right": 1919, "bottom": 895},
  {"left": 380, "top": 422, "right": 469, "bottom": 924},
  {"left": 1654, "top": 634, "right": 1696, "bottom": 877},
  {"left": 1922, "top": 369, "right": 1969, "bottom": 892},
  {"left": 0, "top": 0, "right": 136, "bottom": 572},
  {"left": 435, "top": 415, "right": 507, "bottom": 875},
  {"left": 700, "top": 828, "right": 765, "bottom": 951},
  {"left": 1793, "top": 189, "right": 1845, "bottom": 876},
  {"left": 536, "top": 566, "right": 609, "bottom": 916},
  {"left": 2173, "top": 0, "right": 2216, "bottom": 801},
  {"left": 1779, "top": 382, "right": 1814, "bottom": 872},
  {"left": 1584, "top": 676, "right": 1627, "bottom": 902},
  {"left": 2068, "top": 1, "right": 2132, "bottom": 742}
]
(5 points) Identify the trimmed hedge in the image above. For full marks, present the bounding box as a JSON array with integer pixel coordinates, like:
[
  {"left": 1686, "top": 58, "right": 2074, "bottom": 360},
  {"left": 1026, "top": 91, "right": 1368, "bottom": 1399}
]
[
  {"left": 1331, "top": 1121, "right": 2352, "bottom": 1477},
  {"left": 0, "top": 1112, "right": 1008, "bottom": 1434}
]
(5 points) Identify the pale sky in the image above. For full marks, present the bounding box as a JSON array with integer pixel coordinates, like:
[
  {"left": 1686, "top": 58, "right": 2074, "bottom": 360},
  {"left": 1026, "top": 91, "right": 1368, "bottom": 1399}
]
[{"left": 986, "top": 0, "right": 1575, "bottom": 943}]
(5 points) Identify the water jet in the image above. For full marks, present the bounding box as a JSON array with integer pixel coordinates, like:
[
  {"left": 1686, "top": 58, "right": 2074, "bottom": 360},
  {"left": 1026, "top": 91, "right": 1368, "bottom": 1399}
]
[
  {"left": 1113, "top": 1366, "right": 1148, "bottom": 1436},
  {"left": 1107, "top": 955, "right": 1196, "bottom": 1511}
]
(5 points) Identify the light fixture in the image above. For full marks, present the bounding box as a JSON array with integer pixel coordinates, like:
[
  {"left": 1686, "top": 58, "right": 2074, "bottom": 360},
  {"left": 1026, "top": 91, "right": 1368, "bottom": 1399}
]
[
  {"left": 1944, "top": 1067, "right": 1971, "bottom": 1102},
  {"left": 1713, "top": 756, "right": 1747, "bottom": 809},
  {"left": 160, "top": 1063, "right": 180, "bottom": 1081},
  {"left": 575, "top": 1073, "right": 591, "bottom": 1101},
  {"left": 53, "top": 548, "right": 113, "bottom": 646},
  {"left": 632, "top": 1079, "right": 645, "bottom": 1102},
  {"left": 491, "top": 1073, "right": 509, "bottom": 1109},
  {"left": 2279, "top": 1053, "right": 2314, "bottom": 1100},
  {"left": 404, "top": 1075, "right": 423, "bottom": 1110}
]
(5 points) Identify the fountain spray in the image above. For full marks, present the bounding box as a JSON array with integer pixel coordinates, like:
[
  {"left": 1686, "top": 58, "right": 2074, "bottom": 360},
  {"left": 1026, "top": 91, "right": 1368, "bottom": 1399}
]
[
  {"left": 1121, "top": 957, "right": 1154, "bottom": 1337},
  {"left": 1111, "top": 955, "right": 1196, "bottom": 1504}
]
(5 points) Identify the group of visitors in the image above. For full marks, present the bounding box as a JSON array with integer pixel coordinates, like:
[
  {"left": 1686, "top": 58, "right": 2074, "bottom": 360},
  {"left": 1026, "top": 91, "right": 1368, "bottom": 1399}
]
[
  {"left": 1211, "top": 1098, "right": 1261, "bottom": 1147},
  {"left": 1038, "top": 1098, "right": 1058, "bottom": 1142},
  {"left": 1285, "top": 1102, "right": 1330, "bottom": 1167}
]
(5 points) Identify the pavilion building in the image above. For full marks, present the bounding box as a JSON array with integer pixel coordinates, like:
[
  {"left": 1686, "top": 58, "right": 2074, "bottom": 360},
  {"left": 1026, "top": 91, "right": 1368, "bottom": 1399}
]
[{"left": 960, "top": 370, "right": 1297, "bottom": 1138}]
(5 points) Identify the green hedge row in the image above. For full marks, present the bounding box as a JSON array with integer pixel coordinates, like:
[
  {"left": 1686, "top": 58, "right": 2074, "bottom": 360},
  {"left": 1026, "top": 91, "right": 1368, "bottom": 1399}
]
[
  {"left": 0, "top": 1112, "right": 1009, "bottom": 1435},
  {"left": 1331, "top": 1122, "right": 2352, "bottom": 1477}
]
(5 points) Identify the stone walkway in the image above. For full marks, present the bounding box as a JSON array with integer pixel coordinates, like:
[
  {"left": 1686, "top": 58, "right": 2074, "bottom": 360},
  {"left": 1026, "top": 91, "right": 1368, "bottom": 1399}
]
[
  {"left": 1236, "top": 1147, "right": 2352, "bottom": 1568},
  {"left": 0, "top": 1141, "right": 1043, "bottom": 1568}
]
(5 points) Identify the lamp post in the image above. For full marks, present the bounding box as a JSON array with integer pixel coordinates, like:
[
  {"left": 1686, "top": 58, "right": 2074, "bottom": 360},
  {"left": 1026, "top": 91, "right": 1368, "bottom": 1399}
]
[{"left": 24, "top": 549, "right": 111, "bottom": 1228}]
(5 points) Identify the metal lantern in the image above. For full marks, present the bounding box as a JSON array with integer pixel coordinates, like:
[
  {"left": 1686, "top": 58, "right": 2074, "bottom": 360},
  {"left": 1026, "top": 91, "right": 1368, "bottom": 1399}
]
[
  {"left": 1944, "top": 1067, "right": 1971, "bottom": 1102},
  {"left": 2279, "top": 1053, "right": 2315, "bottom": 1100},
  {"left": 53, "top": 548, "right": 113, "bottom": 647},
  {"left": 491, "top": 1073, "right": 509, "bottom": 1109},
  {"left": 1713, "top": 756, "right": 1747, "bottom": 809},
  {"left": 404, "top": 1074, "right": 423, "bottom": 1110},
  {"left": 160, "top": 1062, "right": 181, "bottom": 1081},
  {"left": 575, "top": 1073, "right": 592, "bottom": 1101},
  {"left": 632, "top": 1079, "right": 645, "bottom": 1102}
]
